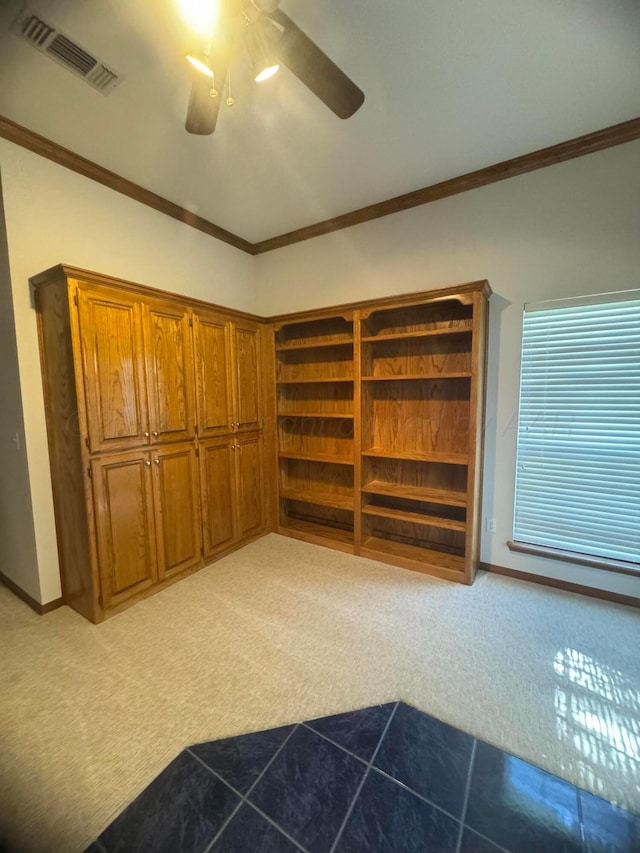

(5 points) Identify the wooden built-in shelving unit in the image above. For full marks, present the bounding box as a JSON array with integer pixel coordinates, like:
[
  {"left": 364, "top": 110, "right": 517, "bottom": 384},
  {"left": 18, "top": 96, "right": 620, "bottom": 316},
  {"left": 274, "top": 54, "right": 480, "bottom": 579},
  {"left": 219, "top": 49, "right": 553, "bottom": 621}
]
[
  {"left": 270, "top": 282, "right": 490, "bottom": 583},
  {"left": 274, "top": 315, "right": 357, "bottom": 552}
]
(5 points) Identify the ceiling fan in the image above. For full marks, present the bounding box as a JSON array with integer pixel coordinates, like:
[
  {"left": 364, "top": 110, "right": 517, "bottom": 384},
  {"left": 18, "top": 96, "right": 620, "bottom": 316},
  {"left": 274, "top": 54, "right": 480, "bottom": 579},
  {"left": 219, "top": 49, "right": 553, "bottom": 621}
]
[{"left": 183, "top": 0, "right": 365, "bottom": 134}]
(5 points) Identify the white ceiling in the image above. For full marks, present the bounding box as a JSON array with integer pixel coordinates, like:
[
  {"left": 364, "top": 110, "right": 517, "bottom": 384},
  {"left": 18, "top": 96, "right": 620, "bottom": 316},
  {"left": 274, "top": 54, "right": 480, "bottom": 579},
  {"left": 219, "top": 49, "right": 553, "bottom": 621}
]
[{"left": 1, "top": 0, "right": 639, "bottom": 244}]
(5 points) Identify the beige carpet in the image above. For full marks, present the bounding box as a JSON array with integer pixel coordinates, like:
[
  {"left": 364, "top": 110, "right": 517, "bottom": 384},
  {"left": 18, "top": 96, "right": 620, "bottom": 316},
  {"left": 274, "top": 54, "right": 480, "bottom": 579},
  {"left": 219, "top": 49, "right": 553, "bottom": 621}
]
[{"left": 0, "top": 533, "right": 638, "bottom": 852}]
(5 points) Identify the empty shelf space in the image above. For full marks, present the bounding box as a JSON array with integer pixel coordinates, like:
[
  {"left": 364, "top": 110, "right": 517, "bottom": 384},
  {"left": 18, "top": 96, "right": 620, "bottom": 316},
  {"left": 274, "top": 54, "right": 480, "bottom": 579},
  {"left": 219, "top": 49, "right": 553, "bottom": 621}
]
[
  {"left": 279, "top": 451, "right": 354, "bottom": 466},
  {"left": 361, "top": 326, "right": 473, "bottom": 343},
  {"left": 362, "top": 536, "right": 466, "bottom": 573},
  {"left": 278, "top": 412, "right": 354, "bottom": 420},
  {"left": 361, "top": 372, "right": 471, "bottom": 381},
  {"left": 275, "top": 316, "right": 354, "bottom": 350},
  {"left": 275, "top": 339, "right": 353, "bottom": 352},
  {"left": 362, "top": 504, "right": 466, "bottom": 531},
  {"left": 362, "top": 480, "right": 467, "bottom": 507},
  {"left": 280, "top": 488, "right": 354, "bottom": 510},
  {"left": 362, "top": 448, "right": 469, "bottom": 465},
  {"left": 276, "top": 377, "right": 354, "bottom": 385},
  {"left": 360, "top": 301, "right": 473, "bottom": 340},
  {"left": 280, "top": 517, "right": 354, "bottom": 546}
]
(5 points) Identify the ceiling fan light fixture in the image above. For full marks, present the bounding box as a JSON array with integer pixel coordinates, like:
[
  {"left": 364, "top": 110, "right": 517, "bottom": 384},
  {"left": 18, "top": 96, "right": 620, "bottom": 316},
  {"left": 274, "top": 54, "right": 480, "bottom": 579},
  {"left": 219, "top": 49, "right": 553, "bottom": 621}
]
[
  {"left": 245, "top": 22, "right": 279, "bottom": 83},
  {"left": 185, "top": 52, "right": 214, "bottom": 77},
  {"left": 254, "top": 62, "right": 279, "bottom": 82}
]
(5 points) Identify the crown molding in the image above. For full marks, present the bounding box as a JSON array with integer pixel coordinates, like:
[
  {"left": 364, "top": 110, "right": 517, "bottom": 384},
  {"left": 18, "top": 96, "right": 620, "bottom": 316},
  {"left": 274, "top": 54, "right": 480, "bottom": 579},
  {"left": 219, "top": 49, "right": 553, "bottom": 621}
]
[
  {"left": 2, "top": 114, "right": 640, "bottom": 256},
  {"left": 0, "top": 115, "right": 255, "bottom": 254},
  {"left": 252, "top": 116, "right": 640, "bottom": 253}
]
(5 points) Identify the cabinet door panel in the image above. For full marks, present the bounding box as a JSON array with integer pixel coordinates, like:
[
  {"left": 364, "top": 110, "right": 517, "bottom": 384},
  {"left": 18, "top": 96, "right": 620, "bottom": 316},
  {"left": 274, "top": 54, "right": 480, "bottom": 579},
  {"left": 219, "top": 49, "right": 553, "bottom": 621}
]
[
  {"left": 233, "top": 322, "right": 261, "bottom": 432},
  {"left": 200, "top": 438, "right": 237, "bottom": 559},
  {"left": 145, "top": 302, "right": 195, "bottom": 444},
  {"left": 92, "top": 452, "right": 157, "bottom": 608},
  {"left": 78, "top": 286, "right": 148, "bottom": 453},
  {"left": 153, "top": 444, "right": 202, "bottom": 579},
  {"left": 236, "top": 433, "right": 265, "bottom": 540},
  {"left": 194, "top": 313, "right": 234, "bottom": 437}
]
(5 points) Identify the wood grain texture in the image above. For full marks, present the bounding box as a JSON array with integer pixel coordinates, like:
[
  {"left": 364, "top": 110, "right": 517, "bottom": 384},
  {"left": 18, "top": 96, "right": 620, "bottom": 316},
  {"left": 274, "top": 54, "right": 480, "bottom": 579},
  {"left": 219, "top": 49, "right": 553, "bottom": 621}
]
[
  {"left": 193, "top": 311, "right": 234, "bottom": 437},
  {"left": 200, "top": 437, "right": 239, "bottom": 558},
  {"left": 233, "top": 321, "right": 262, "bottom": 432},
  {"left": 144, "top": 300, "right": 195, "bottom": 444},
  {"left": 91, "top": 451, "right": 157, "bottom": 609},
  {"left": 34, "top": 266, "right": 269, "bottom": 622},
  {"left": 0, "top": 116, "right": 254, "bottom": 254},
  {"left": 152, "top": 443, "right": 202, "bottom": 579},
  {"left": 35, "top": 276, "right": 97, "bottom": 620},
  {"left": 77, "top": 284, "right": 148, "bottom": 453},
  {"left": 236, "top": 432, "right": 266, "bottom": 539},
  {"left": 253, "top": 117, "right": 640, "bottom": 252}
]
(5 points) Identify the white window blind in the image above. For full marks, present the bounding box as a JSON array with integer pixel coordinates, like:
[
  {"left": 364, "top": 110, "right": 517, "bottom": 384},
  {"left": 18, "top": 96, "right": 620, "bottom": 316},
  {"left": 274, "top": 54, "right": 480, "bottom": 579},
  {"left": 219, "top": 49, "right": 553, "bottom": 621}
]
[{"left": 513, "top": 291, "right": 640, "bottom": 568}]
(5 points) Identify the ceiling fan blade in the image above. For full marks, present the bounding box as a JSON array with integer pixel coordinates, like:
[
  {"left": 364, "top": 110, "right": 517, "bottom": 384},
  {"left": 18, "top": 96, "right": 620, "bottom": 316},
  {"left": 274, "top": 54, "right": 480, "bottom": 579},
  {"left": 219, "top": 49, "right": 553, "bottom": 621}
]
[{"left": 262, "top": 9, "right": 364, "bottom": 119}]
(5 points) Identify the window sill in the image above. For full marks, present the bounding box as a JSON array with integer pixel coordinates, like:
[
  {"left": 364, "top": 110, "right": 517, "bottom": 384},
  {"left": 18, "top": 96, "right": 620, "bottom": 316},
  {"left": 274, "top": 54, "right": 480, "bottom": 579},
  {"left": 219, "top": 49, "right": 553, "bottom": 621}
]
[{"left": 507, "top": 541, "right": 640, "bottom": 578}]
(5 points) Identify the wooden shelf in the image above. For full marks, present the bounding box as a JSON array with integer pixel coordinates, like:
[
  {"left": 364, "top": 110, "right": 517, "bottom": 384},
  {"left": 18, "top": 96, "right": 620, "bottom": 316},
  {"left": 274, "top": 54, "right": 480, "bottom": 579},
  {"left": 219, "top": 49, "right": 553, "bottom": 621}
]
[
  {"left": 361, "top": 326, "right": 472, "bottom": 343},
  {"left": 361, "top": 372, "right": 471, "bottom": 381},
  {"left": 281, "top": 488, "right": 354, "bottom": 510},
  {"left": 362, "top": 480, "right": 467, "bottom": 507},
  {"left": 280, "top": 517, "right": 354, "bottom": 546},
  {"left": 276, "top": 377, "right": 354, "bottom": 385},
  {"left": 362, "top": 504, "right": 466, "bottom": 531},
  {"left": 278, "top": 412, "right": 354, "bottom": 420},
  {"left": 362, "top": 536, "right": 465, "bottom": 573},
  {"left": 362, "top": 448, "right": 469, "bottom": 465},
  {"left": 276, "top": 339, "right": 353, "bottom": 352},
  {"left": 279, "top": 451, "right": 354, "bottom": 466}
]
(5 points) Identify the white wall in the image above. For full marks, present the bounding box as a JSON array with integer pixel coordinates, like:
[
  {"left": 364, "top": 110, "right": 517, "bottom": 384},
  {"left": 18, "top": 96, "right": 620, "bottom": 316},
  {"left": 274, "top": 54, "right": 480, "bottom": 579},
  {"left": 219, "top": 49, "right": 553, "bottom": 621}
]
[
  {"left": 254, "top": 140, "right": 640, "bottom": 599},
  {"left": 0, "top": 140, "right": 256, "bottom": 604},
  {"left": 3, "top": 137, "right": 639, "bottom": 604}
]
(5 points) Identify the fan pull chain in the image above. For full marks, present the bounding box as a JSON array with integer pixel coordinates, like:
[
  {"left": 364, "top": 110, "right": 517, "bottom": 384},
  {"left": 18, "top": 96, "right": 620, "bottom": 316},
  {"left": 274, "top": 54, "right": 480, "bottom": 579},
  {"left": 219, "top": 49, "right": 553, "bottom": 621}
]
[{"left": 226, "top": 68, "right": 235, "bottom": 106}]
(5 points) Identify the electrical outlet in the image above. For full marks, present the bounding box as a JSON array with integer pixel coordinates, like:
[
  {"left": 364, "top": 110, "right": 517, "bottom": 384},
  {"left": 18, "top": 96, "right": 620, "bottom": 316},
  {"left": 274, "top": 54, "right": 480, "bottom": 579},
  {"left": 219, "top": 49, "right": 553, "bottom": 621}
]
[{"left": 486, "top": 517, "right": 497, "bottom": 533}]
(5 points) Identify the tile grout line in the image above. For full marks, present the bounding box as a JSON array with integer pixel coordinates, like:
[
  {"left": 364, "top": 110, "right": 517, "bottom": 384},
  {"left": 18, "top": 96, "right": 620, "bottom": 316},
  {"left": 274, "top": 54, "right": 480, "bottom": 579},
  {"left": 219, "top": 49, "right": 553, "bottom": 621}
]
[
  {"left": 328, "top": 701, "right": 400, "bottom": 853},
  {"left": 243, "top": 800, "right": 310, "bottom": 852},
  {"left": 459, "top": 826, "right": 512, "bottom": 853},
  {"left": 369, "top": 765, "right": 462, "bottom": 824},
  {"left": 301, "top": 722, "right": 369, "bottom": 766},
  {"left": 304, "top": 705, "right": 468, "bottom": 827},
  {"left": 196, "top": 724, "right": 303, "bottom": 853},
  {"left": 454, "top": 738, "right": 477, "bottom": 853}
]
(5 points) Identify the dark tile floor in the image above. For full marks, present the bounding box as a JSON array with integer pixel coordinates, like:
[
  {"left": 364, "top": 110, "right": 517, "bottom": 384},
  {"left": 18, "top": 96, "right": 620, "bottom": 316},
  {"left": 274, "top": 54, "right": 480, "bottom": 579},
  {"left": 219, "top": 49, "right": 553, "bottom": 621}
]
[{"left": 87, "top": 702, "right": 640, "bottom": 853}]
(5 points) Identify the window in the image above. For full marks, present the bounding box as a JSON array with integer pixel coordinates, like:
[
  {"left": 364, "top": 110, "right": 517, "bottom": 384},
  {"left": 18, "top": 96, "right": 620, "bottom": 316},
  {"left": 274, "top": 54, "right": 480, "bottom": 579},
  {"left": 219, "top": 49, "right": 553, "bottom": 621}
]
[{"left": 511, "top": 291, "right": 640, "bottom": 572}]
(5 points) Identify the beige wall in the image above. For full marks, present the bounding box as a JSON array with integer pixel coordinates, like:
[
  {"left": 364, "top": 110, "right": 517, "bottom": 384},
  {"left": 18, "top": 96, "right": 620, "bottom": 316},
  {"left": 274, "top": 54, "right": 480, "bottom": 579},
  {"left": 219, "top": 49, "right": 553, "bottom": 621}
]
[
  {"left": 254, "top": 140, "right": 640, "bottom": 599},
  {"left": 3, "top": 137, "right": 639, "bottom": 605},
  {"left": 0, "top": 140, "right": 256, "bottom": 603}
]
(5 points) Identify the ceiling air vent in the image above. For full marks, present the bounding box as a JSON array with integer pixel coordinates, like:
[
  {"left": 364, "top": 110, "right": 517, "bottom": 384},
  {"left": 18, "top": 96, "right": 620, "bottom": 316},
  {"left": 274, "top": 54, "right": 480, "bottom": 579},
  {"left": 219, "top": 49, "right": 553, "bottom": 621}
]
[{"left": 11, "top": 10, "right": 123, "bottom": 94}]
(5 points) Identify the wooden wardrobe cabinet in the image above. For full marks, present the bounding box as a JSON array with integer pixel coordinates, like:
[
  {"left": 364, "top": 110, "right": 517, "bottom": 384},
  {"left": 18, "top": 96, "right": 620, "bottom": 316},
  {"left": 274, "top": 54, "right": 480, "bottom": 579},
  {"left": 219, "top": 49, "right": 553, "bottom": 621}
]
[
  {"left": 34, "top": 265, "right": 268, "bottom": 622},
  {"left": 77, "top": 283, "right": 196, "bottom": 453},
  {"left": 199, "top": 432, "right": 265, "bottom": 560},
  {"left": 193, "top": 309, "right": 262, "bottom": 438}
]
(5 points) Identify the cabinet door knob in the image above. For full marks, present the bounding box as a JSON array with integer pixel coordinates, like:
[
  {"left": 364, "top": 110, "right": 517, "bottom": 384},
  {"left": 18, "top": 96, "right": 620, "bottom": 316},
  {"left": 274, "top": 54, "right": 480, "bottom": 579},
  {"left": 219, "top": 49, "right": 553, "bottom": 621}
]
[
  {"left": 143, "top": 431, "right": 150, "bottom": 438},
  {"left": 236, "top": 422, "right": 240, "bottom": 428},
  {"left": 145, "top": 461, "right": 151, "bottom": 467},
  {"left": 152, "top": 431, "right": 159, "bottom": 437},
  {"left": 154, "top": 458, "right": 160, "bottom": 465}
]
